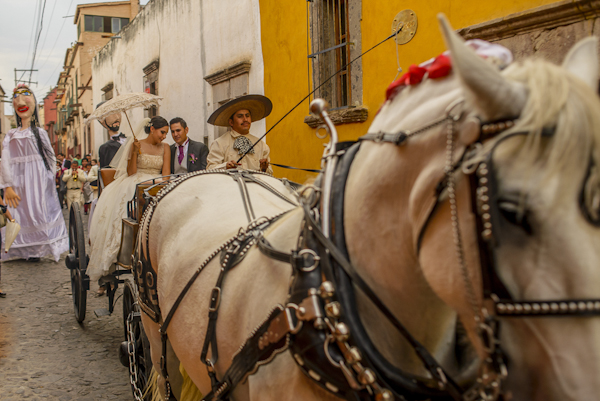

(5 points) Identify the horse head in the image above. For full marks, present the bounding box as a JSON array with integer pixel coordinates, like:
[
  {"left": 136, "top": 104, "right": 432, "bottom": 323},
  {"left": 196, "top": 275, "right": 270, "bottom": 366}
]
[{"left": 344, "top": 14, "right": 600, "bottom": 400}]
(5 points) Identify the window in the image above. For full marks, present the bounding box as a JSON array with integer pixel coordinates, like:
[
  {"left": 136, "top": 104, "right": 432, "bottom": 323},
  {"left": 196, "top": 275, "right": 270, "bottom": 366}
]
[
  {"left": 85, "top": 15, "right": 103, "bottom": 32},
  {"left": 311, "top": 0, "right": 351, "bottom": 108},
  {"left": 204, "top": 61, "right": 251, "bottom": 142},
  {"left": 84, "top": 15, "right": 128, "bottom": 33},
  {"left": 143, "top": 60, "right": 160, "bottom": 118},
  {"left": 306, "top": 0, "right": 367, "bottom": 126},
  {"left": 112, "top": 17, "right": 129, "bottom": 33}
]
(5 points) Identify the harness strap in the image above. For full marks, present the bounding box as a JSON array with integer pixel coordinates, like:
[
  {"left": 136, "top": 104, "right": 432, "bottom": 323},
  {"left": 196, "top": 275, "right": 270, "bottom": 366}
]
[
  {"left": 202, "top": 305, "right": 294, "bottom": 401},
  {"left": 232, "top": 172, "right": 256, "bottom": 222},
  {"left": 302, "top": 203, "right": 465, "bottom": 400},
  {"left": 257, "top": 236, "right": 321, "bottom": 272},
  {"left": 200, "top": 232, "right": 259, "bottom": 378},
  {"left": 238, "top": 171, "right": 299, "bottom": 207}
]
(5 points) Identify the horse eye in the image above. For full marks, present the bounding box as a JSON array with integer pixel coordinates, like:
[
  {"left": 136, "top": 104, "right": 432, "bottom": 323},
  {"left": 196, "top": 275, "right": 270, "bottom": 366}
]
[{"left": 498, "top": 200, "right": 533, "bottom": 234}]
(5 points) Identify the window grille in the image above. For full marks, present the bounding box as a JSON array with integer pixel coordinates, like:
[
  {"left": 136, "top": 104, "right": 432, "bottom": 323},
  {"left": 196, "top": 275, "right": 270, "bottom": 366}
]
[{"left": 308, "top": 0, "right": 353, "bottom": 109}]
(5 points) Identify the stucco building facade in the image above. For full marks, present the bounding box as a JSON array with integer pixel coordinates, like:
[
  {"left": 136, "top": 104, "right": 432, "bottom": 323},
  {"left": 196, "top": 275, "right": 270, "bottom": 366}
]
[
  {"left": 91, "top": 0, "right": 266, "bottom": 155},
  {"left": 55, "top": 0, "right": 139, "bottom": 158}
]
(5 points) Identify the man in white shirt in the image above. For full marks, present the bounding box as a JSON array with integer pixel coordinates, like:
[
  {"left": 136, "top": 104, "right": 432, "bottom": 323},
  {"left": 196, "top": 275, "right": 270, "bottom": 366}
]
[
  {"left": 206, "top": 94, "right": 273, "bottom": 174},
  {"left": 169, "top": 117, "right": 209, "bottom": 174},
  {"left": 62, "top": 162, "right": 87, "bottom": 210}
]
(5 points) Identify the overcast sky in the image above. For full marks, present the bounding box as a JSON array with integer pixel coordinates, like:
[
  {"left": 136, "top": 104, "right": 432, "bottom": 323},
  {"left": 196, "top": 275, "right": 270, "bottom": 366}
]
[{"left": 1, "top": 0, "right": 150, "bottom": 115}]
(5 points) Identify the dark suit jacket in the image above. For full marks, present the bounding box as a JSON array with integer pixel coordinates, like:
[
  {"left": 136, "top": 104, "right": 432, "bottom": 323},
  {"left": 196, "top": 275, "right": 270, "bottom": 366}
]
[
  {"left": 170, "top": 139, "right": 208, "bottom": 174},
  {"left": 98, "top": 138, "right": 121, "bottom": 168}
]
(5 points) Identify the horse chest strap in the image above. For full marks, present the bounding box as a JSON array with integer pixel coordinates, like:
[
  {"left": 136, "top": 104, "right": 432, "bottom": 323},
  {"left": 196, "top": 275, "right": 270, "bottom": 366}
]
[{"left": 202, "top": 305, "right": 293, "bottom": 401}]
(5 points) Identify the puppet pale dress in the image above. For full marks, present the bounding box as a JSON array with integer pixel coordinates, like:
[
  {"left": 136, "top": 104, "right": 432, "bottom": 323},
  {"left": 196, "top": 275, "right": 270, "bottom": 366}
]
[
  {"left": 0, "top": 127, "right": 68, "bottom": 261},
  {"left": 87, "top": 152, "right": 163, "bottom": 282}
]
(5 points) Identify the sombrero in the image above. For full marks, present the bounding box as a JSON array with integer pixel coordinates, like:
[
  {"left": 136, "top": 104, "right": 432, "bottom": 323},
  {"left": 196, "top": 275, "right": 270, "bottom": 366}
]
[{"left": 207, "top": 94, "right": 272, "bottom": 127}]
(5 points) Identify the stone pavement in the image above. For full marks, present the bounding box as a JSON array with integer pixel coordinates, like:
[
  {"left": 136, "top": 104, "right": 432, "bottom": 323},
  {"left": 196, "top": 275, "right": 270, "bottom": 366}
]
[{"left": 0, "top": 208, "right": 134, "bottom": 400}]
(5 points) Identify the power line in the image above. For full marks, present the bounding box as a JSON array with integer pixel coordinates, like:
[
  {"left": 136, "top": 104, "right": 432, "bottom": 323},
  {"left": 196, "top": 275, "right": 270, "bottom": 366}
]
[
  {"left": 20, "top": 0, "right": 41, "bottom": 85},
  {"left": 38, "top": 0, "right": 59, "bottom": 55},
  {"left": 30, "top": 0, "right": 49, "bottom": 83},
  {"left": 37, "top": 0, "right": 75, "bottom": 73}
]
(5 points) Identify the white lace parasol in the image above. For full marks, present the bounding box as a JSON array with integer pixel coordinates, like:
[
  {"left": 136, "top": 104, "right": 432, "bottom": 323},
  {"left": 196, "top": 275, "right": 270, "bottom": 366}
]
[{"left": 84, "top": 93, "right": 163, "bottom": 126}]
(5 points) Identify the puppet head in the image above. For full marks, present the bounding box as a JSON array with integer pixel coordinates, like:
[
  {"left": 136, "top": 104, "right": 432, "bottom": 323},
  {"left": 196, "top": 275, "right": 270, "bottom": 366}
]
[{"left": 12, "top": 84, "right": 39, "bottom": 127}]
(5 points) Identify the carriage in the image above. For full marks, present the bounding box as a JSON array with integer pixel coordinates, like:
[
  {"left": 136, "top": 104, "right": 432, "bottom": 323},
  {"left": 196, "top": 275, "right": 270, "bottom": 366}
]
[{"left": 64, "top": 168, "right": 169, "bottom": 399}]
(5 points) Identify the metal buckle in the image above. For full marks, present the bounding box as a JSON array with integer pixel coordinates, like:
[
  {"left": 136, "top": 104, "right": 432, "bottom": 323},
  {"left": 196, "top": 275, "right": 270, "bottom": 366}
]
[
  {"left": 284, "top": 304, "right": 304, "bottom": 335},
  {"left": 208, "top": 287, "right": 221, "bottom": 312},
  {"left": 298, "top": 249, "right": 320, "bottom": 272},
  {"left": 373, "top": 131, "right": 385, "bottom": 142}
]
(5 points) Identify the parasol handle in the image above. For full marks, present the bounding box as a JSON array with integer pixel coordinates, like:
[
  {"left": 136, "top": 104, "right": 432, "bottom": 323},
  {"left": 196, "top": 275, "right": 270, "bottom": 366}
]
[{"left": 123, "top": 112, "right": 141, "bottom": 154}]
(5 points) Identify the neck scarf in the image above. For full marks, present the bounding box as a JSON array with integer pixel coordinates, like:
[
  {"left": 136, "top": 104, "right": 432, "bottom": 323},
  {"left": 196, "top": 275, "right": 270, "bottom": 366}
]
[{"left": 233, "top": 136, "right": 255, "bottom": 155}]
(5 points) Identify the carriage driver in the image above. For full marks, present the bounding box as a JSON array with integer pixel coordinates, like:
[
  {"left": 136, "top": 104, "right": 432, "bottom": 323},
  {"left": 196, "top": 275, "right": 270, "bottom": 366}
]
[{"left": 206, "top": 94, "right": 273, "bottom": 174}]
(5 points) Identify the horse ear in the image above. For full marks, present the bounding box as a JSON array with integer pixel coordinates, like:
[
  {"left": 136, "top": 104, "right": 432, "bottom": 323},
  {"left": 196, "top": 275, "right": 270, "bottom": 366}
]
[
  {"left": 437, "top": 14, "right": 527, "bottom": 121},
  {"left": 562, "top": 37, "right": 599, "bottom": 90}
]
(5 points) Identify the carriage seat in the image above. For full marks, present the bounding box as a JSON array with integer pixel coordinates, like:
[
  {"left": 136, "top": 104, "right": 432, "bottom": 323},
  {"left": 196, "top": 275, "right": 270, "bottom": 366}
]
[
  {"left": 100, "top": 168, "right": 116, "bottom": 186},
  {"left": 98, "top": 168, "right": 116, "bottom": 197}
]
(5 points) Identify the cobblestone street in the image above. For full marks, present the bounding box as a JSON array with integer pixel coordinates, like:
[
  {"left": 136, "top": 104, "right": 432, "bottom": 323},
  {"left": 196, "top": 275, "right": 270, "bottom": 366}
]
[{"left": 0, "top": 209, "right": 133, "bottom": 400}]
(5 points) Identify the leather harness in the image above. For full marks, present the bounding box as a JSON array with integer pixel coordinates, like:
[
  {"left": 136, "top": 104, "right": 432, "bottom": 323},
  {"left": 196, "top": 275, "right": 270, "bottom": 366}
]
[{"left": 133, "top": 99, "right": 600, "bottom": 401}]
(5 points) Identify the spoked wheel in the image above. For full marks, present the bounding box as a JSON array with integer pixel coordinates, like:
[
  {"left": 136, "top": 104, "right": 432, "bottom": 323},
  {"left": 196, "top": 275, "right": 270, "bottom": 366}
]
[
  {"left": 121, "top": 280, "right": 152, "bottom": 400},
  {"left": 65, "top": 202, "right": 89, "bottom": 323}
]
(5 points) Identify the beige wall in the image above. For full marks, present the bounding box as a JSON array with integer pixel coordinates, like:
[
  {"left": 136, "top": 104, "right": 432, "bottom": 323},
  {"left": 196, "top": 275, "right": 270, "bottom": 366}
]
[
  {"left": 56, "top": 1, "right": 138, "bottom": 157},
  {"left": 92, "top": 0, "right": 266, "bottom": 154}
]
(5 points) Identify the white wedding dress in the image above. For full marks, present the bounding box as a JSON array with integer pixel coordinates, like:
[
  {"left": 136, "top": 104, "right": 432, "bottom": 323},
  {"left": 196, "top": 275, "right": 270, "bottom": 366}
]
[{"left": 87, "top": 152, "right": 163, "bottom": 282}]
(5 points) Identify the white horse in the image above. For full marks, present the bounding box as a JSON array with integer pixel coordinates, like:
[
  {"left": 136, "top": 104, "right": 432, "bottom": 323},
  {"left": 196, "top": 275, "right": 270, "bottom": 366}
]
[{"left": 139, "top": 15, "right": 600, "bottom": 401}]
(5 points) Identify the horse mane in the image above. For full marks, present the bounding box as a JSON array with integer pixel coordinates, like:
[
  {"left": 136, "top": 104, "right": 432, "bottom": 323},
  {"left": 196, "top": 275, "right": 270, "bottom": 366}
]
[{"left": 473, "top": 58, "right": 600, "bottom": 193}]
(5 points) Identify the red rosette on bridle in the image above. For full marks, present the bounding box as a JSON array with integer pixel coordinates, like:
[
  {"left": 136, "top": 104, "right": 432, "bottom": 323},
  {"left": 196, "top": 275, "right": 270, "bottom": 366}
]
[
  {"left": 427, "top": 54, "right": 452, "bottom": 79},
  {"left": 385, "top": 64, "right": 427, "bottom": 101}
]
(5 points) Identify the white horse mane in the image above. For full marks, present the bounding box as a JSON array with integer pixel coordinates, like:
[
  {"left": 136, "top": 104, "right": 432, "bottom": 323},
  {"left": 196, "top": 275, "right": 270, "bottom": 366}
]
[{"left": 476, "top": 58, "right": 600, "bottom": 188}]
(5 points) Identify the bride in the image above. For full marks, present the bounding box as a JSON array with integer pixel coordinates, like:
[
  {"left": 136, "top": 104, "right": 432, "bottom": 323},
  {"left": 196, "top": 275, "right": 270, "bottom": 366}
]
[{"left": 87, "top": 116, "right": 171, "bottom": 290}]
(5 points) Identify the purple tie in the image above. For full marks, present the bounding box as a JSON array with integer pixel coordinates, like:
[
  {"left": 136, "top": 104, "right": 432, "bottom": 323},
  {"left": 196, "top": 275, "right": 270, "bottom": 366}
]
[{"left": 178, "top": 146, "right": 184, "bottom": 164}]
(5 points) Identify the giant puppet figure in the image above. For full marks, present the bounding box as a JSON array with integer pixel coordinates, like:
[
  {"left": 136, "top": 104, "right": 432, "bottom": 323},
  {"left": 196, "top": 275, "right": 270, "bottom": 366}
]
[{"left": 0, "top": 85, "right": 68, "bottom": 261}]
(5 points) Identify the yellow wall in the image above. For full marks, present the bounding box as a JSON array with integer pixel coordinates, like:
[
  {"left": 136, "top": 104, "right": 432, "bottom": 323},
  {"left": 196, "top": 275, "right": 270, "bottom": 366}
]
[{"left": 259, "top": 0, "right": 559, "bottom": 183}]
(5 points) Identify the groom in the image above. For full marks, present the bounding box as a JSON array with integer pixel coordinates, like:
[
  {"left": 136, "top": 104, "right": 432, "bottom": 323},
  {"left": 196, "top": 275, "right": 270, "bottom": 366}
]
[{"left": 169, "top": 117, "right": 208, "bottom": 174}]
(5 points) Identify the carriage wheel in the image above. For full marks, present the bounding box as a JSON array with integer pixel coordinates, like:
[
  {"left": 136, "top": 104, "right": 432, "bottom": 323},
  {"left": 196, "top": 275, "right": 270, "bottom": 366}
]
[
  {"left": 122, "top": 280, "right": 153, "bottom": 400},
  {"left": 68, "top": 202, "right": 88, "bottom": 323}
]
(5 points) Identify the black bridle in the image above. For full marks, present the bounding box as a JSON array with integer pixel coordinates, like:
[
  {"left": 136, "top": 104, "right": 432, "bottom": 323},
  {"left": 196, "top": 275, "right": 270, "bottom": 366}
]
[{"left": 352, "top": 100, "right": 600, "bottom": 400}]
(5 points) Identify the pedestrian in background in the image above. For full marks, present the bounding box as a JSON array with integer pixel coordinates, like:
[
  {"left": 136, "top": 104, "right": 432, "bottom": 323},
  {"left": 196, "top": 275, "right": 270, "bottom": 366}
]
[
  {"left": 82, "top": 160, "right": 94, "bottom": 215},
  {"left": 62, "top": 161, "right": 87, "bottom": 211},
  {"left": 88, "top": 159, "right": 99, "bottom": 199},
  {"left": 0, "top": 197, "right": 15, "bottom": 297},
  {"left": 55, "top": 161, "right": 66, "bottom": 209}
]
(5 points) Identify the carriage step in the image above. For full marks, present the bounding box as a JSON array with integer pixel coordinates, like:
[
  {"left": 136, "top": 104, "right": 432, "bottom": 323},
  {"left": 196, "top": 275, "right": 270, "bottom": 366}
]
[{"left": 94, "top": 308, "right": 111, "bottom": 317}]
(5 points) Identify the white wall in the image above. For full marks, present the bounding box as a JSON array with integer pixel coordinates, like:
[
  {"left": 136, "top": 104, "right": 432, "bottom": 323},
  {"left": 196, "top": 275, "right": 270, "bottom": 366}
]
[{"left": 92, "top": 0, "right": 265, "bottom": 154}]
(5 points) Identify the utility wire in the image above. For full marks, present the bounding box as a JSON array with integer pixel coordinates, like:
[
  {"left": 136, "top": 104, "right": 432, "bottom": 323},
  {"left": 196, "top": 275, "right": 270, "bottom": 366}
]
[
  {"left": 30, "top": 0, "right": 49, "bottom": 83},
  {"left": 18, "top": 0, "right": 41, "bottom": 85},
  {"left": 237, "top": 29, "right": 400, "bottom": 163},
  {"left": 37, "top": 0, "right": 75, "bottom": 74},
  {"left": 23, "top": 0, "right": 41, "bottom": 79},
  {"left": 38, "top": 0, "right": 59, "bottom": 57}
]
